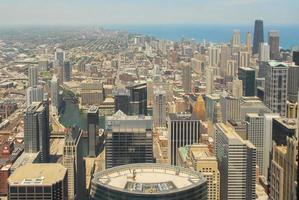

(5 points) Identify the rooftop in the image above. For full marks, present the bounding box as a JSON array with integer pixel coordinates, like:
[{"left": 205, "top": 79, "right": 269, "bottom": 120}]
[
  {"left": 267, "top": 61, "right": 288, "bottom": 68},
  {"left": 92, "top": 163, "right": 206, "bottom": 194},
  {"left": 8, "top": 163, "right": 67, "bottom": 185}
]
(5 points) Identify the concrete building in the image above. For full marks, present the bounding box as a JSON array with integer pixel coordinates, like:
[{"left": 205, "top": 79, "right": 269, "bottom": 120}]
[
  {"left": 28, "top": 66, "right": 38, "bottom": 87},
  {"left": 214, "top": 123, "right": 256, "bottom": 200},
  {"left": 177, "top": 144, "right": 220, "bottom": 200},
  {"left": 50, "top": 75, "right": 59, "bottom": 115},
  {"left": 87, "top": 106, "right": 99, "bottom": 157},
  {"left": 259, "top": 42, "right": 270, "bottom": 61},
  {"left": 268, "top": 31, "right": 280, "bottom": 60},
  {"left": 238, "top": 51, "right": 250, "bottom": 68},
  {"left": 168, "top": 113, "right": 201, "bottom": 165},
  {"left": 238, "top": 67, "right": 256, "bottom": 97},
  {"left": 231, "top": 29, "right": 241, "bottom": 47},
  {"left": 24, "top": 101, "right": 50, "bottom": 163},
  {"left": 246, "top": 32, "right": 252, "bottom": 53},
  {"left": 264, "top": 61, "right": 288, "bottom": 116},
  {"left": 287, "top": 64, "right": 299, "bottom": 102},
  {"left": 232, "top": 78, "right": 243, "bottom": 98},
  {"left": 105, "top": 110, "right": 153, "bottom": 168},
  {"left": 181, "top": 61, "right": 192, "bottom": 94},
  {"left": 220, "top": 95, "right": 241, "bottom": 122},
  {"left": 90, "top": 163, "right": 207, "bottom": 200},
  {"left": 208, "top": 46, "right": 220, "bottom": 67},
  {"left": 63, "top": 125, "right": 86, "bottom": 200},
  {"left": 153, "top": 88, "right": 166, "bottom": 128},
  {"left": 205, "top": 94, "right": 220, "bottom": 121},
  {"left": 26, "top": 85, "right": 44, "bottom": 106},
  {"left": 8, "top": 163, "right": 68, "bottom": 200},
  {"left": 206, "top": 68, "right": 214, "bottom": 94}
]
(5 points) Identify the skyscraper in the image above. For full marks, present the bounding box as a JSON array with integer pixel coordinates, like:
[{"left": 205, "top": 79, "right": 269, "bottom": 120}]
[
  {"left": 105, "top": 110, "right": 153, "bottom": 168},
  {"left": 182, "top": 61, "right": 192, "bottom": 93},
  {"left": 28, "top": 66, "right": 38, "bottom": 87},
  {"left": 168, "top": 113, "right": 201, "bottom": 165},
  {"left": 246, "top": 32, "right": 252, "bottom": 53},
  {"left": 253, "top": 19, "right": 264, "bottom": 55},
  {"left": 127, "top": 82, "right": 147, "bottom": 115},
  {"left": 87, "top": 106, "right": 99, "bottom": 157},
  {"left": 238, "top": 67, "right": 256, "bottom": 96},
  {"left": 63, "top": 60, "right": 71, "bottom": 82},
  {"left": 232, "top": 78, "right": 243, "bottom": 98},
  {"left": 220, "top": 95, "right": 241, "bottom": 122},
  {"left": 55, "top": 49, "right": 65, "bottom": 66},
  {"left": 287, "top": 64, "right": 299, "bottom": 102},
  {"left": 114, "top": 88, "right": 130, "bottom": 114},
  {"left": 293, "top": 51, "right": 299, "bottom": 65},
  {"left": 206, "top": 68, "right": 214, "bottom": 94},
  {"left": 264, "top": 61, "right": 288, "bottom": 116},
  {"left": 26, "top": 85, "right": 44, "bottom": 105},
  {"left": 63, "top": 125, "right": 86, "bottom": 200},
  {"left": 268, "top": 31, "right": 280, "bottom": 60},
  {"left": 259, "top": 42, "right": 270, "bottom": 61},
  {"left": 214, "top": 123, "right": 256, "bottom": 200},
  {"left": 51, "top": 75, "right": 59, "bottom": 115},
  {"left": 24, "top": 100, "right": 50, "bottom": 163},
  {"left": 208, "top": 46, "right": 221, "bottom": 67},
  {"left": 238, "top": 51, "right": 250, "bottom": 67},
  {"left": 231, "top": 29, "right": 241, "bottom": 47},
  {"left": 153, "top": 88, "right": 166, "bottom": 128}
]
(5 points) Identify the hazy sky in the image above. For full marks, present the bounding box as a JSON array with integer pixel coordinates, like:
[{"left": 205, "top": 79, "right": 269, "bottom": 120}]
[{"left": 0, "top": 0, "right": 298, "bottom": 25}]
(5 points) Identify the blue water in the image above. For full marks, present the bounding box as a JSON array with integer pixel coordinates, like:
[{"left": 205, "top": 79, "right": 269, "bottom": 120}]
[{"left": 104, "top": 24, "right": 299, "bottom": 49}]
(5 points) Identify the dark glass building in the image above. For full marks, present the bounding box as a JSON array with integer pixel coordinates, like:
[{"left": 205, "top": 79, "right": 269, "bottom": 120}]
[
  {"left": 238, "top": 67, "right": 256, "bottom": 96},
  {"left": 272, "top": 118, "right": 296, "bottom": 145},
  {"left": 253, "top": 20, "right": 264, "bottom": 55},
  {"left": 114, "top": 88, "right": 130, "bottom": 114},
  {"left": 87, "top": 106, "right": 99, "bottom": 157},
  {"left": 90, "top": 163, "right": 207, "bottom": 200},
  {"left": 127, "top": 82, "right": 147, "bottom": 115},
  {"left": 293, "top": 51, "right": 299, "bottom": 65}
]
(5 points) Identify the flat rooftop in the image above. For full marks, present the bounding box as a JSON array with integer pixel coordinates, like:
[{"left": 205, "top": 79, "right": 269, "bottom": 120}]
[
  {"left": 92, "top": 163, "right": 206, "bottom": 194},
  {"left": 8, "top": 163, "right": 67, "bottom": 185}
]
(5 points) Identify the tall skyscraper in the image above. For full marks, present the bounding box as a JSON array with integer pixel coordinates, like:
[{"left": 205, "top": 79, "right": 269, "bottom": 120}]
[
  {"left": 287, "top": 64, "right": 299, "bottom": 102},
  {"left": 264, "top": 61, "right": 288, "bottom": 116},
  {"left": 253, "top": 19, "right": 264, "bottom": 55},
  {"left": 293, "top": 51, "right": 299, "bottom": 65},
  {"left": 231, "top": 29, "right": 241, "bottom": 47},
  {"left": 246, "top": 32, "right": 252, "bottom": 53},
  {"left": 232, "top": 78, "right": 243, "bottom": 98},
  {"left": 268, "top": 31, "right": 280, "bottom": 60},
  {"left": 168, "top": 113, "right": 201, "bottom": 165},
  {"left": 63, "top": 125, "right": 86, "bottom": 200},
  {"left": 26, "top": 85, "right": 44, "bottom": 105},
  {"left": 105, "top": 110, "right": 153, "bottom": 168},
  {"left": 28, "top": 66, "right": 38, "bottom": 87},
  {"left": 8, "top": 164, "right": 68, "bottom": 200},
  {"left": 238, "top": 51, "right": 250, "bottom": 67},
  {"left": 55, "top": 48, "right": 65, "bottom": 66},
  {"left": 127, "top": 82, "right": 147, "bottom": 115},
  {"left": 206, "top": 68, "right": 214, "bottom": 94},
  {"left": 219, "top": 45, "right": 231, "bottom": 76},
  {"left": 153, "top": 88, "right": 166, "bottom": 128},
  {"left": 63, "top": 60, "right": 71, "bottom": 82},
  {"left": 214, "top": 123, "right": 256, "bottom": 200},
  {"left": 87, "top": 106, "right": 99, "bottom": 157},
  {"left": 238, "top": 67, "right": 256, "bottom": 96},
  {"left": 208, "top": 46, "right": 221, "bottom": 67},
  {"left": 24, "top": 100, "right": 50, "bottom": 163},
  {"left": 113, "top": 88, "right": 130, "bottom": 114},
  {"left": 182, "top": 61, "right": 192, "bottom": 93},
  {"left": 259, "top": 42, "right": 270, "bottom": 61},
  {"left": 220, "top": 95, "right": 241, "bottom": 122},
  {"left": 51, "top": 75, "right": 59, "bottom": 115}
]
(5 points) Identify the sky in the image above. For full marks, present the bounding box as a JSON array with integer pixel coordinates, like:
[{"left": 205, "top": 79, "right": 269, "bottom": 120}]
[{"left": 0, "top": 0, "right": 298, "bottom": 25}]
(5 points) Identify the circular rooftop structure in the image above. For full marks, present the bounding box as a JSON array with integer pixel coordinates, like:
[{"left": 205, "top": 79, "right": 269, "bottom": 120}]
[{"left": 90, "top": 163, "right": 207, "bottom": 200}]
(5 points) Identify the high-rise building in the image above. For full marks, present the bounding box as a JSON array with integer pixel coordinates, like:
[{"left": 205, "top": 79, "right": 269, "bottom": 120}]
[
  {"left": 264, "top": 61, "right": 288, "bottom": 116},
  {"left": 127, "top": 82, "right": 147, "bottom": 115},
  {"left": 259, "top": 42, "right": 270, "bottom": 61},
  {"left": 238, "top": 67, "right": 256, "bottom": 96},
  {"left": 287, "top": 64, "right": 299, "bottom": 102},
  {"left": 219, "top": 45, "right": 231, "bottom": 76},
  {"left": 246, "top": 32, "right": 252, "bottom": 53},
  {"left": 63, "top": 60, "right": 71, "bottom": 82},
  {"left": 181, "top": 61, "right": 192, "bottom": 93},
  {"left": 268, "top": 31, "right": 280, "bottom": 60},
  {"left": 87, "top": 106, "right": 99, "bottom": 157},
  {"left": 226, "top": 60, "right": 237, "bottom": 77},
  {"left": 63, "top": 125, "right": 86, "bottom": 200},
  {"left": 232, "top": 78, "right": 243, "bottom": 98},
  {"left": 105, "top": 111, "right": 153, "bottom": 168},
  {"left": 269, "top": 145, "right": 287, "bottom": 200},
  {"left": 90, "top": 163, "right": 208, "bottom": 200},
  {"left": 38, "top": 59, "right": 49, "bottom": 72},
  {"left": 253, "top": 19, "right": 264, "bottom": 55},
  {"left": 24, "top": 101, "right": 50, "bottom": 163},
  {"left": 206, "top": 68, "right": 214, "bottom": 94},
  {"left": 177, "top": 144, "right": 220, "bottom": 200},
  {"left": 220, "top": 95, "right": 241, "bottom": 122},
  {"left": 113, "top": 88, "right": 130, "bottom": 114},
  {"left": 192, "top": 95, "right": 206, "bottom": 121},
  {"left": 208, "top": 46, "right": 221, "bottom": 67},
  {"left": 28, "top": 66, "right": 38, "bottom": 87},
  {"left": 272, "top": 118, "right": 296, "bottom": 145},
  {"left": 55, "top": 49, "right": 65, "bottom": 66},
  {"left": 168, "top": 113, "right": 201, "bottom": 165},
  {"left": 51, "top": 75, "right": 59, "bottom": 115},
  {"left": 153, "top": 88, "right": 166, "bottom": 128},
  {"left": 8, "top": 164, "right": 68, "bottom": 200},
  {"left": 238, "top": 51, "right": 250, "bottom": 67},
  {"left": 293, "top": 51, "right": 299, "bottom": 65},
  {"left": 231, "top": 29, "right": 241, "bottom": 47},
  {"left": 214, "top": 123, "right": 256, "bottom": 200},
  {"left": 26, "top": 85, "right": 44, "bottom": 105}
]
